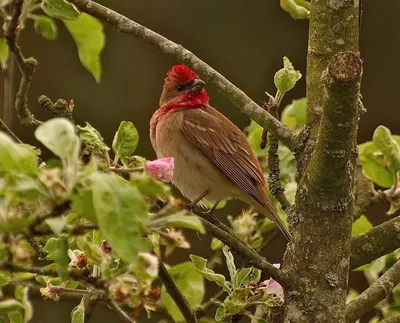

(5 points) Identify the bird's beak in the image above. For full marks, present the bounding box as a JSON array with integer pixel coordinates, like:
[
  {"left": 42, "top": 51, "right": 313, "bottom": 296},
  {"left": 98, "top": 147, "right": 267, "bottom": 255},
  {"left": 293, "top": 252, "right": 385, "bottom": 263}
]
[{"left": 191, "top": 79, "right": 205, "bottom": 93}]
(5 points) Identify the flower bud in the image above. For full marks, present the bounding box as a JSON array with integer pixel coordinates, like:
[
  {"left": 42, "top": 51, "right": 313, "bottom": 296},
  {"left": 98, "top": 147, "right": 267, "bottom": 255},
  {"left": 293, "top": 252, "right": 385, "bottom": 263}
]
[
  {"left": 274, "top": 57, "right": 302, "bottom": 94},
  {"left": 144, "top": 157, "right": 174, "bottom": 183}
]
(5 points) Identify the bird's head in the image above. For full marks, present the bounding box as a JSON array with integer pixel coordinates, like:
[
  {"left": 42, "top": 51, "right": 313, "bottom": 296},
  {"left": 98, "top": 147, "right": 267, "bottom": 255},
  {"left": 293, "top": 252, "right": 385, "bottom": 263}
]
[{"left": 159, "top": 65, "right": 209, "bottom": 108}]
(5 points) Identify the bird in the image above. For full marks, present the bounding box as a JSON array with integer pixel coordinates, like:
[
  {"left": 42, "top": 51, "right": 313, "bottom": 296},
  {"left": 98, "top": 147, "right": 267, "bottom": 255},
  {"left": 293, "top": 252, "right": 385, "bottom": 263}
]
[{"left": 149, "top": 65, "right": 291, "bottom": 241}]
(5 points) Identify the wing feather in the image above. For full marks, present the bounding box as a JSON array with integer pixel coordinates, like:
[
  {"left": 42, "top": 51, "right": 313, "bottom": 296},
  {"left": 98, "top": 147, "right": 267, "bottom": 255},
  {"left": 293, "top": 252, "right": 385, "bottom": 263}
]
[{"left": 181, "top": 106, "right": 266, "bottom": 205}]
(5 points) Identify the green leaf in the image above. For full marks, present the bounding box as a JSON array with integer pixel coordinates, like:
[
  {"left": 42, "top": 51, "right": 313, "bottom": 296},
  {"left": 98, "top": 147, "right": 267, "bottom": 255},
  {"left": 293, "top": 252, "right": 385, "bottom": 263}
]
[
  {"left": 359, "top": 141, "right": 395, "bottom": 188},
  {"left": 112, "top": 121, "right": 139, "bottom": 158},
  {"left": 246, "top": 121, "right": 268, "bottom": 158},
  {"left": 222, "top": 246, "right": 236, "bottom": 282},
  {"left": 211, "top": 238, "right": 224, "bottom": 251},
  {"left": 0, "top": 38, "right": 9, "bottom": 68},
  {"left": 43, "top": 237, "right": 58, "bottom": 260},
  {"left": 0, "top": 272, "right": 9, "bottom": 288},
  {"left": 233, "top": 267, "right": 261, "bottom": 288},
  {"left": 8, "top": 311, "right": 23, "bottom": 323},
  {"left": 373, "top": 126, "right": 400, "bottom": 176},
  {"left": 280, "top": 0, "right": 310, "bottom": 19},
  {"left": 149, "top": 211, "right": 204, "bottom": 233},
  {"left": 33, "top": 16, "right": 57, "bottom": 40},
  {"left": 71, "top": 189, "right": 98, "bottom": 224},
  {"left": 352, "top": 215, "right": 373, "bottom": 236},
  {"left": 0, "top": 133, "right": 38, "bottom": 175},
  {"left": 161, "top": 262, "right": 204, "bottom": 322},
  {"left": 35, "top": 118, "right": 80, "bottom": 162},
  {"left": 224, "top": 287, "right": 251, "bottom": 315},
  {"left": 215, "top": 306, "right": 229, "bottom": 321},
  {"left": 64, "top": 13, "right": 105, "bottom": 83},
  {"left": 16, "top": 286, "right": 32, "bottom": 323},
  {"left": 4, "top": 173, "right": 49, "bottom": 203},
  {"left": 76, "top": 122, "right": 109, "bottom": 151},
  {"left": 56, "top": 235, "right": 69, "bottom": 281},
  {"left": 274, "top": 57, "right": 302, "bottom": 94},
  {"left": 91, "top": 173, "right": 150, "bottom": 262},
  {"left": 281, "top": 98, "right": 307, "bottom": 132},
  {"left": 0, "top": 300, "right": 23, "bottom": 312},
  {"left": 130, "top": 173, "right": 170, "bottom": 197},
  {"left": 71, "top": 297, "right": 85, "bottom": 323},
  {"left": 41, "top": 0, "right": 79, "bottom": 20},
  {"left": 190, "top": 255, "right": 231, "bottom": 292},
  {"left": 45, "top": 217, "right": 65, "bottom": 234}
]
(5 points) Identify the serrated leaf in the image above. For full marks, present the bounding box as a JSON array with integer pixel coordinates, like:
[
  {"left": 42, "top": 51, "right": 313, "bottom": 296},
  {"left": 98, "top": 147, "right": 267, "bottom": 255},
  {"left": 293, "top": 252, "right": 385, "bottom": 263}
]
[
  {"left": 33, "top": 15, "right": 57, "bottom": 40},
  {"left": 64, "top": 13, "right": 105, "bottom": 83},
  {"left": 71, "top": 297, "right": 85, "bottom": 323},
  {"left": 35, "top": 118, "right": 79, "bottom": 162},
  {"left": 161, "top": 262, "right": 204, "bottom": 322},
  {"left": 190, "top": 255, "right": 231, "bottom": 292},
  {"left": 41, "top": 0, "right": 79, "bottom": 20},
  {"left": 222, "top": 246, "right": 236, "bottom": 282},
  {"left": 149, "top": 211, "right": 204, "bottom": 233},
  {"left": 224, "top": 287, "right": 251, "bottom": 315},
  {"left": 56, "top": 235, "right": 69, "bottom": 281},
  {"left": 0, "top": 38, "right": 9, "bottom": 68},
  {"left": 91, "top": 173, "right": 150, "bottom": 262},
  {"left": 0, "top": 133, "right": 38, "bottom": 175},
  {"left": 281, "top": 98, "right": 307, "bottom": 132},
  {"left": 112, "top": 121, "right": 139, "bottom": 158},
  {"left": 352, "top": 215, "right": 373, "bottom": 236},
  {"left": 76, "top": 122, "right": 109, "bottom": 151},
  {"left": 233, "top": 267, "right": 261, "bottom": 288}
]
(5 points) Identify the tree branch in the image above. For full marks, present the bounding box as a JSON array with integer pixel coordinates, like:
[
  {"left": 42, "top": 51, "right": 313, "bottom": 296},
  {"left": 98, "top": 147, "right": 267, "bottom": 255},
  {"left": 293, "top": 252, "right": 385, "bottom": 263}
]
[
  {"left": 350, "top": 216, "right": 400, "bottom": 270},
  {"left": 4, "top": 0, "right": 41, "bottom": 128},
  {"left": 158, "top": 261, "right": 198, "bottom": 323},
  {"left": 109, "top": 299, "right": 136, "bottom": 323},
  {"left": 190, "top": 209, "right": 286, "bottom": 284},
  {"left": 67, "top": 0, "right": 296, "bottom": 151},
  {"left": 345, "top": 260, "right": 400, "bottom": 323}
]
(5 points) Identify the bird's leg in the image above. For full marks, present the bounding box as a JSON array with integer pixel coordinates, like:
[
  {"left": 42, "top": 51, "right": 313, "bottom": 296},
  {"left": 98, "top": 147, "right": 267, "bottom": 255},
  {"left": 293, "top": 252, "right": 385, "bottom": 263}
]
[{"left": 185, "top": 190, "right": 210, "bottom": 211}]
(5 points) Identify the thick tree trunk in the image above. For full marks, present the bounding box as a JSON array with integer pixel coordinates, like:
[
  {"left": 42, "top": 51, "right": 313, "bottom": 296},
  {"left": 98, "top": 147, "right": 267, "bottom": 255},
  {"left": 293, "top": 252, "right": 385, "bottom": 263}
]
[{"left": 282, "top": 1, "right": 361, "bottom": 322}]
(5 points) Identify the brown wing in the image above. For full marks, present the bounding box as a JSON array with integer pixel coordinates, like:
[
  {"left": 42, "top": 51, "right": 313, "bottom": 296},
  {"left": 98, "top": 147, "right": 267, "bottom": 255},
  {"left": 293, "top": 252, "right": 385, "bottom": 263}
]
[{"left": 181, "top": 106, "right": 266, "bottom": 205}]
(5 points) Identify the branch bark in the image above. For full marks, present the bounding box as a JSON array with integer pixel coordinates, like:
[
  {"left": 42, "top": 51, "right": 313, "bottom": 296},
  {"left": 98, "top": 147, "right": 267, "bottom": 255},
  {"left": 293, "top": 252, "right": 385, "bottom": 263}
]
[
  {"left": 350, "top": 216, "right": 400, "bottom": 270},
  {"left": 158, "top": 262, "right": 198, "bottom": 323},
  {"left": 67, "top": 0, "right": 296, "bottom": 151},
  {"left": 345, "top": 260, "right": 400, "bottom": 323},
  {"left": 4, "top": 0, "right": 41, "bottom": 128},
  {"left": 284, "top": 51, "right": 362, "bottom": 322}
]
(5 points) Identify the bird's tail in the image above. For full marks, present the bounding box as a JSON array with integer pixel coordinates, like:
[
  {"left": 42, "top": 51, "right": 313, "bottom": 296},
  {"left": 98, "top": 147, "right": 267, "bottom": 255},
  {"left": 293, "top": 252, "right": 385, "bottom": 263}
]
[{"left": 253, "top": 197, "right": 292, "bottom": 242}]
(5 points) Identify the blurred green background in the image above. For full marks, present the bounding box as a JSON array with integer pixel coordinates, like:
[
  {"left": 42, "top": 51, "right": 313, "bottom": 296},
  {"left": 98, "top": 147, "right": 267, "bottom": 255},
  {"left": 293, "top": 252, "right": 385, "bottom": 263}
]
[{"left": 0, "top": 0, "right": 399, "bottom": 322}]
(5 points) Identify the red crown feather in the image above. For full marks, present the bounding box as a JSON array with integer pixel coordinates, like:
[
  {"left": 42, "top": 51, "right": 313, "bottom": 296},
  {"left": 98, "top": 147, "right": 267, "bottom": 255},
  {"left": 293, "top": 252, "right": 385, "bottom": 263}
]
[{"left": 165, "top": 65, "right": 199, "bottom": 84}]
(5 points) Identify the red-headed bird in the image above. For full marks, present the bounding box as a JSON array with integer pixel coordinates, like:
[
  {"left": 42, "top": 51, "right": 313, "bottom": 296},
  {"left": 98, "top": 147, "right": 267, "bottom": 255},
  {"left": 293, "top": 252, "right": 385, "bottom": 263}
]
[{"left": 150, "top": 65, "right": 291, "bottom": 241}]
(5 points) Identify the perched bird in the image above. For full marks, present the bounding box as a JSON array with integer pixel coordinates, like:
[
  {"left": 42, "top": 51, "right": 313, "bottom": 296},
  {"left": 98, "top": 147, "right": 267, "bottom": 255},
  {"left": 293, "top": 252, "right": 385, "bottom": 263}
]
[{"left": 150, "top": 65, "right": 291, "bottom": 241}]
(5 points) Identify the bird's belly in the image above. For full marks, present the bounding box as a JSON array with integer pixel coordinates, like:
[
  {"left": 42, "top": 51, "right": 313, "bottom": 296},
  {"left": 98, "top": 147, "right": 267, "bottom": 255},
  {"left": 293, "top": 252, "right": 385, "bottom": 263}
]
[{"left": 157, "top": 139, "right": 232, "bottom": 205}]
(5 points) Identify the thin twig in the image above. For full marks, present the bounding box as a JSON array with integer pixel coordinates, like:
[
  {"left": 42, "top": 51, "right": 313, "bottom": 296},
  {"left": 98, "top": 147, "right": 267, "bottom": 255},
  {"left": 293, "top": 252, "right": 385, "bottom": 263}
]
[
  {"left": 158, "top": 261, "right": 198, "bottom": 323},
  {"left": 350, "top": 215, "right": 400, "bottom": 270},
  {"left": 67, "top": 0, "right": 296, "bottom": 151},
  {"left": 28, "top": 237, "right": 48, "bottom": 258},
  {"left": 109, "top": 299, "right": 136, "bottom": 323},
  {"left": 190, "top": 209, "right": 286, "bottom": 284},
  {"left": 4, "top": 0, "right": 41, "bottom": 128},
  {"left": 345, "top": 260, "right": 400, "bottom": 323},
  {"left": 0, "top": 118, "right": 22, "bottom": 143},
  {"left": 109, "top": 166, "right": 143, "bottom": 174}
]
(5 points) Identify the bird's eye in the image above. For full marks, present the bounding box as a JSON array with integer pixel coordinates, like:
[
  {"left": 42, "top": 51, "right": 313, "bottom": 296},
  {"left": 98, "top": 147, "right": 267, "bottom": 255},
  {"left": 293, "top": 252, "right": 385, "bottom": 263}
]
[{"left": 176, "top": 84, "right": 185, "bottom": 91}]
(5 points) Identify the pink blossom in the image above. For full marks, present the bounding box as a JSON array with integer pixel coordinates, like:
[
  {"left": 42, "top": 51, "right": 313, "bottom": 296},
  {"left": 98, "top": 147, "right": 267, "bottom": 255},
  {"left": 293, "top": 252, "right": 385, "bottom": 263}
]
[
  {"left": 144, "top": 157, "right": 174, "bottom": 183},
  {"left": 262, "top": 263, "right": 284, "bottom": 297}
]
